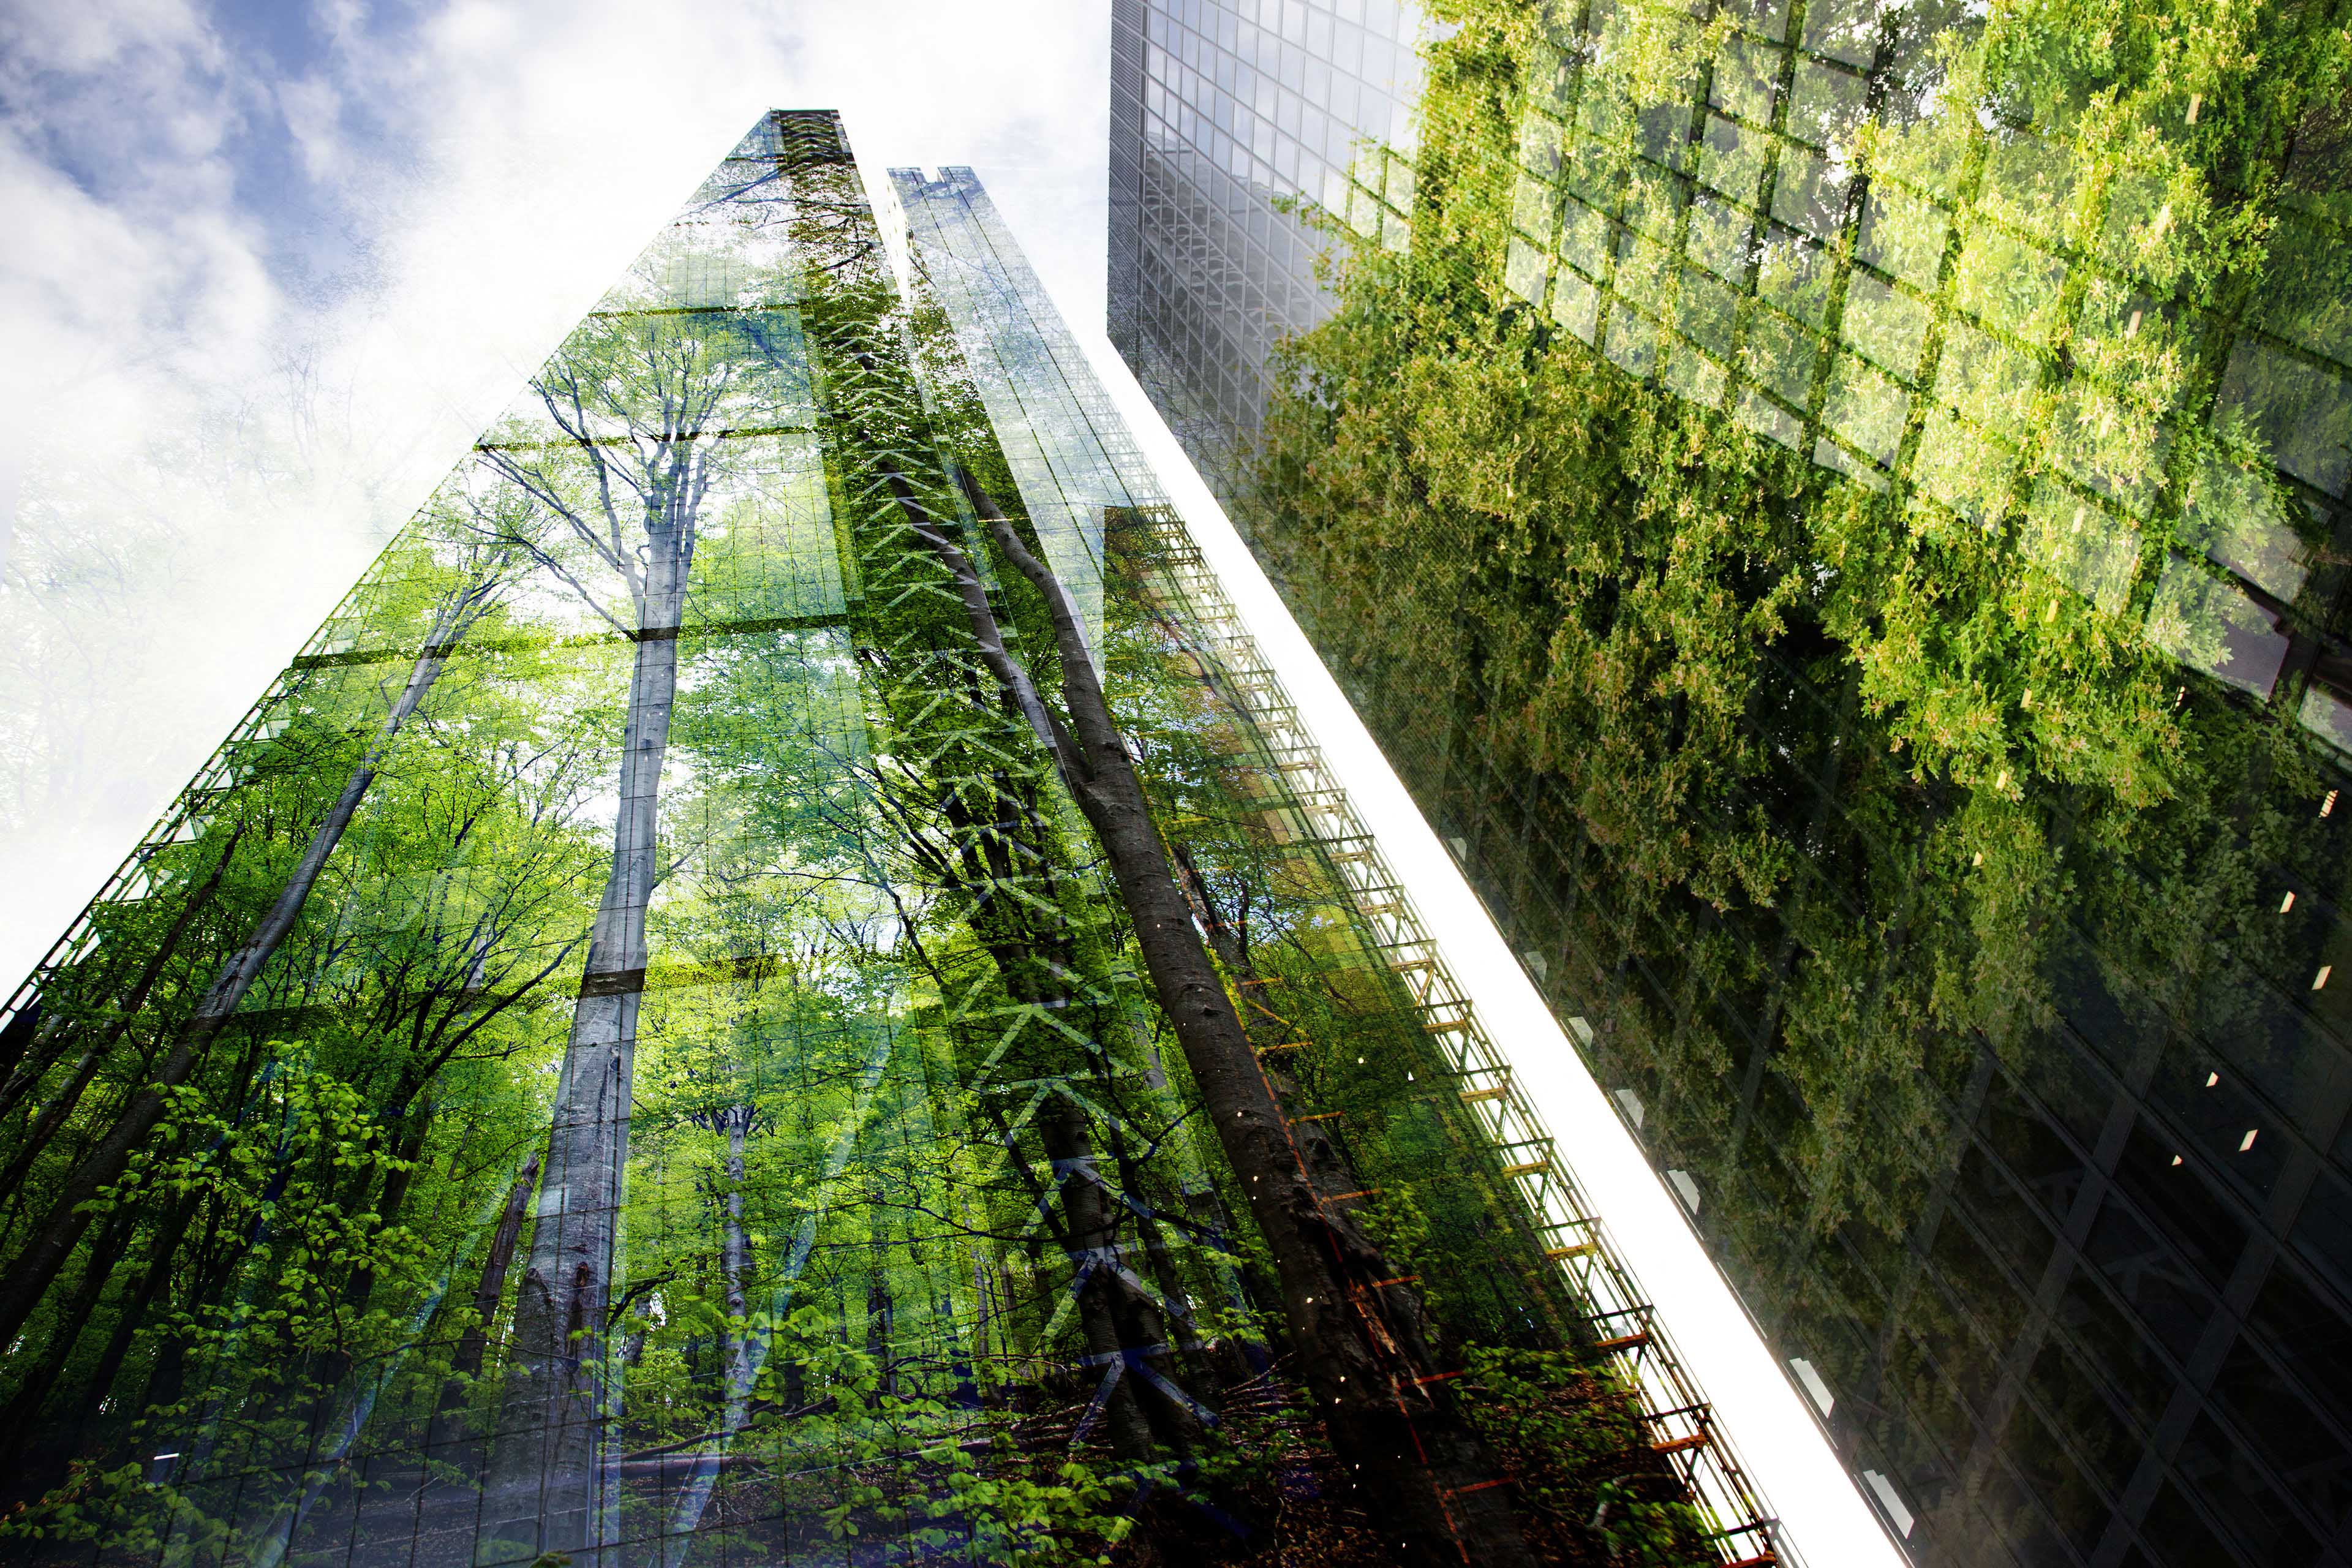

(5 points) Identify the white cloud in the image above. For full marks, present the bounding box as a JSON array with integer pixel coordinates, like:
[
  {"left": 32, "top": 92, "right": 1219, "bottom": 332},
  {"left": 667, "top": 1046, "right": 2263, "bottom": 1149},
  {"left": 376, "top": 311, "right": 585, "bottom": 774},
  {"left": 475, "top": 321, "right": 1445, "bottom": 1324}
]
[
  {"left": 0, "top": 0, "right": 219, "bottom": 78},
  {"left": 276, "top": 75, "right": 347, "bottom": 183},
  {"left": 0, "top": 0, "right": 1114, "bottom": 975}
]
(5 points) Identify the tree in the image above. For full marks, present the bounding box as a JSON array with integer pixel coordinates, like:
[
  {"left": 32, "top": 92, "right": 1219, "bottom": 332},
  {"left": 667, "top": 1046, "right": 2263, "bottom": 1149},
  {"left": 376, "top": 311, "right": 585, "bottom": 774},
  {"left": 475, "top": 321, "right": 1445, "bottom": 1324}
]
[
  {"left": 467, "top": 246, "right": 805, "bottom": 1559},
  {"left": 0, "top": 532, "right": 522, "bottom": 1359},
  {"left": 927, "top": 462, "right": 1539, "bottom": 1564}
]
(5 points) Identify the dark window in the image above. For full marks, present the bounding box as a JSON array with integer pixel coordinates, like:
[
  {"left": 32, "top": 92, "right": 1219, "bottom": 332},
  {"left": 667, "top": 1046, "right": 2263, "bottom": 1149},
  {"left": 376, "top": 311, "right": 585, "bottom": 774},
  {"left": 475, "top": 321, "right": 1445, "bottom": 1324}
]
[
  {"left": 2289, "top": 1164, "right": 2352, "bottom": 1296},
  {"left": 2139, "top": 1482, "right": 2242, "bottom": 1567},
  {"left": 1932, "top": 1204, "right": 2030, "bottom": 1351},
  {"left": 2028, "top": 1340, "right": 2143, "bottom": 1498},
  {"left": 1983, "top": 1068, "right": 2092, "bottom": 1210},
  {"left": 1999, "top": 1396, "right": 2111, "bottom": 1558},
  {"left": 2109, "top": 1119, "right": 2248, "bottom": 1288},
  {"left": 2166, "top": 1421, "right": 2322, "bottom": 1567},
  {"left": 1959, "top": 1137, "right": 2062, "bottom": 1284},
  {"left": 2247, "top": 1262, "right": 2352, "bottom": 1428},
  {"left": 2052, "top": 1262, "right": 2180, "bottom": 1430}
]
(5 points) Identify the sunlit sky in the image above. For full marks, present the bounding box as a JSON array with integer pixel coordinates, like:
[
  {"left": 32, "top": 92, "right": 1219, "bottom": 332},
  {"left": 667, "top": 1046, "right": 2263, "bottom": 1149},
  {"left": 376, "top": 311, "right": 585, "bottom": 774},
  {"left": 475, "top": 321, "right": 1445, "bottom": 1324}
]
[{"left": 0, "top": 3, "right": 1898, "bottom": 1560}]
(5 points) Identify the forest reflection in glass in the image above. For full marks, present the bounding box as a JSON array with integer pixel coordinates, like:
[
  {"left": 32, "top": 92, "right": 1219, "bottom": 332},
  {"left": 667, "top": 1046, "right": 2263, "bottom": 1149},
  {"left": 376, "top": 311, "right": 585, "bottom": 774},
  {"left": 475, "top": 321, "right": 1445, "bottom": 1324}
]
[
  {"left": 0, "top": 115, "right": 1611, "bottom": 1568},
  {"left": 1246, "top": 0, "right": 2352, "bottom": 1561}
]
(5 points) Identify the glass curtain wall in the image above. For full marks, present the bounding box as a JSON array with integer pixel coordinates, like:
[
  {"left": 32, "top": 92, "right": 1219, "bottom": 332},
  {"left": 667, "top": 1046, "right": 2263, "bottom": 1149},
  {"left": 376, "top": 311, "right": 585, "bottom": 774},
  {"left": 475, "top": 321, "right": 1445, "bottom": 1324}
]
[
  {"left": 1234, "top": 3, "right": 2352, "bottom": 1566},
  {"left": 1109, "top": 0, "right": 1433, "bottom": 503}
]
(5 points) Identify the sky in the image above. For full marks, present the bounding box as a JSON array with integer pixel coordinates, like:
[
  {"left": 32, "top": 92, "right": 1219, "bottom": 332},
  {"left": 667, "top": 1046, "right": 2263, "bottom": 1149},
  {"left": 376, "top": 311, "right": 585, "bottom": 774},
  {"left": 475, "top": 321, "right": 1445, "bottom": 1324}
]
[
  {"left": 0, "top": 0, "right": 1117, "bottom": 970},
  {"left": 0, "top": 2, "right": 1900, "bottom": 1561}
]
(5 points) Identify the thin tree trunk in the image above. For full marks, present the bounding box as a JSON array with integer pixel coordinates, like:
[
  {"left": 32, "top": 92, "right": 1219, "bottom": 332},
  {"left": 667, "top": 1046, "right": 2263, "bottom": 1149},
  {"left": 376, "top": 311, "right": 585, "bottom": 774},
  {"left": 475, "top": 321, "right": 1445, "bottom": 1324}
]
[
  {"left": 948, "top": 472, "right": 1537, "bottom": 1566},
  {"left": 137, "top": 1192, "right": 239, "bottom": 1429},
  {"left": 722, "top": 1112, "right": 750, "bottom": 1306},
  {"left": 484, "top": 541, "right": 687, "bottom": 1561},
  {"left": 925, "top": 741, "right": 1197, "bottom": 1457},
  {"left": 66, "top": 1191, "right": 202, "bottom": 1464},
  {"left": 1107, "top": 1121, "right": 1217, "bottom": 1392},
  {"left": 0, "top": 621, "right": 470, "bottom": 1357},
  {"left": 0, "top": 830, "right": 239, "bottom": 1204},
  {"left": 865, "top": 1275, "right": 895, "bottom": 1399},
  {"left": 298, "top": 1102, "right": 442, "bottom": 1442},
  {"left": 1074, "top": 1114, "right": 1201, "bottom": 1457},
  {"left": 716, "top": 1109, "right": 751, "bottom": 1387},
  {"left": 0, "top": 1002, "right": 47, "bottom": 1109},
  {"left": 1036, "top": 1098, "right": 1159, "bottom": 1461},
  {"left": 0, "top": 1202, "right": 137, "bottom": 1477},
  {"left": 1182, "top": 1185, "right": 1269, "bottom": 1387},
  {"left": 429, "top": 1151, "right": 541, "bottom": 1452},
  {"left": 662, "top": 1031, "right": 895, "bottom": 1553},
  {"left": 342, "top": 1104, "right": 437, "bottom": 1309}
]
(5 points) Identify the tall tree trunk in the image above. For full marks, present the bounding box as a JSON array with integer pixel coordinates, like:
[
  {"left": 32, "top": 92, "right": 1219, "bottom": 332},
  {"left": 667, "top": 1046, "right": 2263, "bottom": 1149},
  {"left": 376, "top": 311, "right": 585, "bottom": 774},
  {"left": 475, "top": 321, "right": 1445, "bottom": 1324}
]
[
  {"left": 949, "top": 473, "right": 1538, "bottom": 1566},
  {"left": 429, "top": 1152, "right": 541, "bottom": 1453},
  {"left": 484, "top": 540, "right": 687, "bottom": 1561},
  {"left": 0, "top": 619, "right": 472, "bottom": 1357}
]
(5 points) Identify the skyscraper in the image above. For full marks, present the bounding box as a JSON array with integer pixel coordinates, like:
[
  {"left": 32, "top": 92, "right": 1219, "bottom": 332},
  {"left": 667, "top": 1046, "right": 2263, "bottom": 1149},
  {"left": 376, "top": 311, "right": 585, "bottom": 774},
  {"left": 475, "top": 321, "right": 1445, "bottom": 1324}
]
[
  {"left": 1112, "top": 3, "right": 2352, "bottom": 1565},
  {"left": 1109, "top": 0, "right": 1433, "bottom": 503},
  {"left": 0, "top": 112, "right": 1789, "bottom": 1568}
]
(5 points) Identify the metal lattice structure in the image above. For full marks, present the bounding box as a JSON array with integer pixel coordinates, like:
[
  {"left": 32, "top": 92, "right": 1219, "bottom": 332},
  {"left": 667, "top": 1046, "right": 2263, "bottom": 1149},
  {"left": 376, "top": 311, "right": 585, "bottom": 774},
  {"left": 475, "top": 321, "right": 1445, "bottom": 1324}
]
[{"left": 1132, "top": 526, "right": 1800, "bottom": 1568}]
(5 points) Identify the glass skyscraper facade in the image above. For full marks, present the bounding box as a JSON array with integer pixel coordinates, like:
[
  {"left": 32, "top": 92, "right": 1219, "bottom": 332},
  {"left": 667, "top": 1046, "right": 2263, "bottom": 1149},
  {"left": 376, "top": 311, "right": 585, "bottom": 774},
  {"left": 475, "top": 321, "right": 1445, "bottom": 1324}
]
[
  {"left": 0, "top": 111, "right": 1795, "bottom": 1568},
  {"left": 1109, "top": 0, "right": 1433, "bottom": 501},
  {"left": 1113, "top": 4, "right": 2352, "bottom": 1566}
]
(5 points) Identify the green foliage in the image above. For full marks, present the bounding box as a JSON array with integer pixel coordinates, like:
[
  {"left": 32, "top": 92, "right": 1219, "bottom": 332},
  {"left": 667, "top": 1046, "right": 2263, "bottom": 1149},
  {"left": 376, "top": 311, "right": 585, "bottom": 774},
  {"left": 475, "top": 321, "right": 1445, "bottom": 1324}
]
[
  {"left": 1252, "top": 0, "right": 2352, "bottom": 1259},
  {"left": 0, "top": 121, "right": 1694, "bottom": 1568},
  {"left": 1455, "top": 1348, "right": 1713, "bottom": 1566}
]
